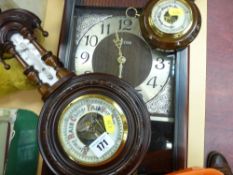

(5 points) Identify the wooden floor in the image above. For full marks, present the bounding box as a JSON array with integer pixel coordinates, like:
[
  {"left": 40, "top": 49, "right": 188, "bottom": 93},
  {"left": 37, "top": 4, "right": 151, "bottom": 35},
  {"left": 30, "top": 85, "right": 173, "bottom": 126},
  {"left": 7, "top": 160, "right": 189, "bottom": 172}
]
[{"left": 205, "top": 0, "right": 233, "bottom": 169}]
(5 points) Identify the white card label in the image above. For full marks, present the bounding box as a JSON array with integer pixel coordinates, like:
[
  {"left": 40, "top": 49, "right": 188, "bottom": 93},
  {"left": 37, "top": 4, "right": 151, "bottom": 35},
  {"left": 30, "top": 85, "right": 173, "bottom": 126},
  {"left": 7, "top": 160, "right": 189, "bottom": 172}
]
[{"left": 89, "top": 132, "right": 114, "bottom": 158}]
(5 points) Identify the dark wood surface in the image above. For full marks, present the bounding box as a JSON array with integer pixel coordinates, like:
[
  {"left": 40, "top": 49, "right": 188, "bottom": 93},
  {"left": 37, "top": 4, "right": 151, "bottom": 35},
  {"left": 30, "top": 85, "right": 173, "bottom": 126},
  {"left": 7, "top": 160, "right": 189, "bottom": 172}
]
[
  {"left": 39, "top": 73, "right": 151, "bottom": 175},
  {"left": 77, "top": 0, "right": 147, "bottom": 7},
  {"left": 205, "top": 0, "right": 233, "bottom": 169}
]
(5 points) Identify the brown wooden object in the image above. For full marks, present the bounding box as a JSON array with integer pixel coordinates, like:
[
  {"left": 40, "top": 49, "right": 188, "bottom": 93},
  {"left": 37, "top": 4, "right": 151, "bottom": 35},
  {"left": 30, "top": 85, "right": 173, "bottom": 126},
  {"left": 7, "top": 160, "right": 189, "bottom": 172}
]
[
  {"left": 0, "top": 9, "right": 72, "bottom": 99},
  {"left": 0, "top": 8, "right": 151, "bottom": 175},
  {"left": 140, "top": 0, "right": 201, "bottom": 50},
  {"left": 58, "top": 0, "right": 190, "bottom": 174}
]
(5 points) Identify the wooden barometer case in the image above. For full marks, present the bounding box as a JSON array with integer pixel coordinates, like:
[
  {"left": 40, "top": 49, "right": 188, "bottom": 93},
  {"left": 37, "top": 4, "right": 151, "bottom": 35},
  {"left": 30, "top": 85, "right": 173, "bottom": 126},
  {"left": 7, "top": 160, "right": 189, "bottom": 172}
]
[
  {"left": 58, "top": 0, "right": 201, "bottom": 174},
  {"left": 140, "top": 0, "right": 201, "bottom": 51},
  {"left": 0, "top": 8, "right": 151, "bottom": 175}
]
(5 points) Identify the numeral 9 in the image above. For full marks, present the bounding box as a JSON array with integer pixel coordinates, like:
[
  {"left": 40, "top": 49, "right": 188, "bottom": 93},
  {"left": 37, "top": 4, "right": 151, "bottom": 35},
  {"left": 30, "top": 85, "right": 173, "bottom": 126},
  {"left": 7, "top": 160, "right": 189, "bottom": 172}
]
[{"left": 80, "top": 51, "right": 90, "bottom": 64}]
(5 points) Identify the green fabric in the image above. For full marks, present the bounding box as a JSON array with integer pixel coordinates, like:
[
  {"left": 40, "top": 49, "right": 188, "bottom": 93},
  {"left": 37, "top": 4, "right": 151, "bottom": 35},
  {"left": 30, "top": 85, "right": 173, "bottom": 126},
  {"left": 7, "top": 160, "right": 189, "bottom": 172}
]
[{"left": 5, "top": 109, "right": 39, "bottom": 175}]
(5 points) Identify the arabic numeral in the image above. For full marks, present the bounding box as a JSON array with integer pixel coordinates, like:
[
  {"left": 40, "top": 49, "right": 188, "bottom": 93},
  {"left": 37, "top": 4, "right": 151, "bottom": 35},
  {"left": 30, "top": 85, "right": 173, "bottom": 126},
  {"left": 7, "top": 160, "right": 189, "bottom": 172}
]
[
  {"left": 97, "top": 139, "right": 109, "bottom": 151},
  {"left": 84, "top": 35, "right": 98, "bottom": 47},
  {"left": 103, "top": 139, "right": 108, "bottom": 145},
  {"left": 97, "top": 144, "right": 102, "bottom": 151},
  {"left": 80, "top": 51, "right": 90, "bottom": 64},
  {"left": 155, "top": 57, "right": 165, "bottom": 70},
  {"left": 101, "top": 23, "right": 110, "bottom": 35},
  {"left": 147, "top": 76, "right": 157, "bottom": 88},
  {"left": 119, "top": 19, "right": 133, "bottom": 30}
]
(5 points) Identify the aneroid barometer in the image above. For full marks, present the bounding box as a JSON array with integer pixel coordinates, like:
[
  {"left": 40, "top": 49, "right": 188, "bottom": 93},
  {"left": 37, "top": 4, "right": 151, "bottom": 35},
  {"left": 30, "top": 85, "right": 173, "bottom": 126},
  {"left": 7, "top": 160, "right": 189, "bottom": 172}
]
[
  {"left": 0, "top": 8, "right": 151, "bottom": 175},
  {"left": 140, "top": 0, "right": 201, "bottom": 50}
]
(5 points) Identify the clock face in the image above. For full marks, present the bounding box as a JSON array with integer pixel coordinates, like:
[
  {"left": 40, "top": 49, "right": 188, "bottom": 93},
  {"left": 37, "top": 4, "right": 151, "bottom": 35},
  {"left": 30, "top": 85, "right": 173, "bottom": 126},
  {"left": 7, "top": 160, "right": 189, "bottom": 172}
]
[
  {"left": 74, "top": 16, "right": 175, "bottom": 103},
  {"left": 58, "top": 94, "right": 128, "bottom": 166},
  {"left": 149, "top": 0, "right": 193, "bottom": 36}
]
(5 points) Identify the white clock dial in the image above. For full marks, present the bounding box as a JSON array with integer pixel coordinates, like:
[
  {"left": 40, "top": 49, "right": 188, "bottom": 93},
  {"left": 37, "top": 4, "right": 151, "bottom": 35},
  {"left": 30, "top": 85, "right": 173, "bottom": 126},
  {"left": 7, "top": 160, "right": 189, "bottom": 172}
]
[{"left": 74, "top": 16, "right": 173, "bottom": 103}]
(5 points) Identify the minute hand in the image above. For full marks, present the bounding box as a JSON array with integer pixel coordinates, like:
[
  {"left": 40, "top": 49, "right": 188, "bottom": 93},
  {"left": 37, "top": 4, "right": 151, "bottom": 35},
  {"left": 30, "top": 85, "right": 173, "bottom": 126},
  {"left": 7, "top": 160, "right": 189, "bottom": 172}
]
[{"left": 113, "top": 32, "right": 126, "bottom": 78}]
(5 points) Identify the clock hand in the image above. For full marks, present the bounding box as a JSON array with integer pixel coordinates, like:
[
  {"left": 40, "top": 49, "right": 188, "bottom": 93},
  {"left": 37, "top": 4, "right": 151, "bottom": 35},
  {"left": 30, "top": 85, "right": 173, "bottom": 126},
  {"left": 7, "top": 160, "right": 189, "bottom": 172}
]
[
  {"left": 113, "top": 32, "right": 127, "bottom": 78},
  {"left": 113, "top": 32, "right": 123, "bottom": 56},
  {"left": 117, "top": 56, "right": 126, "bottom": 78}
]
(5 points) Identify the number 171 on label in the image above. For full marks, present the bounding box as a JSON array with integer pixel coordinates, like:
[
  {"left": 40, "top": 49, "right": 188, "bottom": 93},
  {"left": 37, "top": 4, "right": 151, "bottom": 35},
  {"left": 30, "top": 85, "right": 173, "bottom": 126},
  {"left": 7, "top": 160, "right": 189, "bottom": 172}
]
[{"left": 89, "top": 132, "right": 115, "bottom": 158}]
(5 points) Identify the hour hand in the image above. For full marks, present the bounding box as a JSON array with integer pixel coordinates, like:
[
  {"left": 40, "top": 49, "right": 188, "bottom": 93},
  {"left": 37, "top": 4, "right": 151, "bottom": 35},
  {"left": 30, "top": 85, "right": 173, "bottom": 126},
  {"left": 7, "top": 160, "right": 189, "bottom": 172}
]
[{"left": 117, "top": 56, "right": 126, "bottom": 78}]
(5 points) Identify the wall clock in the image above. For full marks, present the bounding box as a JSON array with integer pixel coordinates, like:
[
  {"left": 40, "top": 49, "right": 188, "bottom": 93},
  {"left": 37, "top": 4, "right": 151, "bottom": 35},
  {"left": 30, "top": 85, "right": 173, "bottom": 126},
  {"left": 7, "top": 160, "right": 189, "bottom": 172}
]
[
  {"left": 58, "top": 0, "right": 195, "bottom": 174},
  {"left": 0, "top": 8, "right": 151, "bottom": 175}
]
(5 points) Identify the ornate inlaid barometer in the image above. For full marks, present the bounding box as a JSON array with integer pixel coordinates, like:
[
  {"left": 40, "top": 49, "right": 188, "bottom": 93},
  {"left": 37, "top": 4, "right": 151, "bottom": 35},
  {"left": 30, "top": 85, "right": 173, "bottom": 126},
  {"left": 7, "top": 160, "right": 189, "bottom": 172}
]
[{"left": 0, "top": 9, "right": 151, "bottom": 175}]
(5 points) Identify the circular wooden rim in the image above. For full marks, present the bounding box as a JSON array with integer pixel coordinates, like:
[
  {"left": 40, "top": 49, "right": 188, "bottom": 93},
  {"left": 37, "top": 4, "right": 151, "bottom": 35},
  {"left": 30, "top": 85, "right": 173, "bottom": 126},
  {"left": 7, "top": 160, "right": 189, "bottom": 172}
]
[
  {"left": 38, "top": 73, "right": 151, "bottom": 175},
  {"left": 140, "top": 0, "right": 201, "bottom": 50}
]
